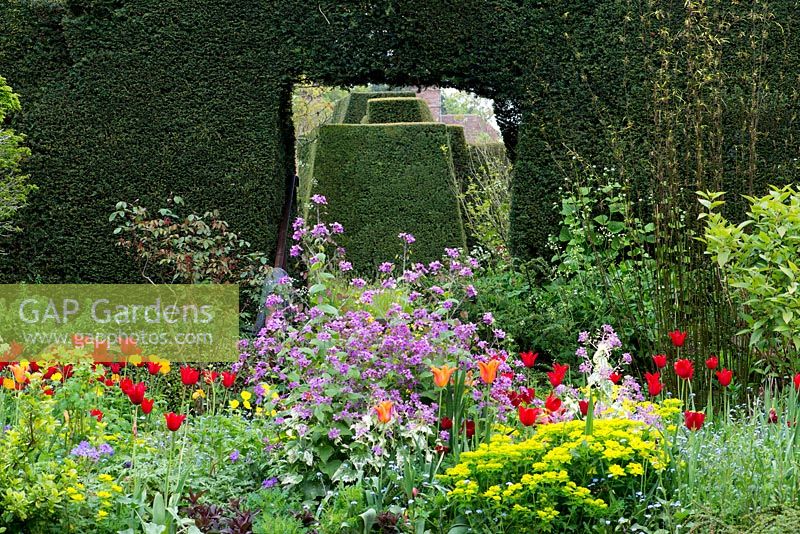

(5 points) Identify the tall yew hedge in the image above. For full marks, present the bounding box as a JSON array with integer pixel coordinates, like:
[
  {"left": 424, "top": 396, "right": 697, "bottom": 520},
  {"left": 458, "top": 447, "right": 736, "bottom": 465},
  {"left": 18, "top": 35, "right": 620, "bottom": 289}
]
[{"left": 1, "top": 1, "right": 798, "bottom": 280}]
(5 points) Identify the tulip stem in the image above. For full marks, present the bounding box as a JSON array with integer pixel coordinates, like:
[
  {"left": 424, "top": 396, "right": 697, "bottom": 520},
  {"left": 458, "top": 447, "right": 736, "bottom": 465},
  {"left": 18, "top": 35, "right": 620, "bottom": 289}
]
[{"left": 585, "top": 390, "right": 594, "bottom": 436}]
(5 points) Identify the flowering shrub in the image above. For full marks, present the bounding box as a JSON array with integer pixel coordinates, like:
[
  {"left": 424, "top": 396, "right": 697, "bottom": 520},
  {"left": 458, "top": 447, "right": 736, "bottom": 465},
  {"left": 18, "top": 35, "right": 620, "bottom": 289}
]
[
  {"left": 440, "top": 419, "right": 672, "bottom": 532},
  {"left": 239, "top": 200, "right": 517, "bottom": 492}
]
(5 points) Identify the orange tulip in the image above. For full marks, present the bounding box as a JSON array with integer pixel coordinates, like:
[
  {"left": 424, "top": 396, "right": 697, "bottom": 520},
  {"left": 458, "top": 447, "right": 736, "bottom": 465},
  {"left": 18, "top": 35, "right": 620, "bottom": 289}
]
[
  {"left": 374, "top": 400, "right": 393, "bottom": 423},
  {"left": 10, "top": 364, "right": 27, "bottom": 384},
  {"left": 431, "top": 364, "right": 457, "bottom": 388},
  {"left": 477, "top": 359, "right": 501, "bottom": 385}
]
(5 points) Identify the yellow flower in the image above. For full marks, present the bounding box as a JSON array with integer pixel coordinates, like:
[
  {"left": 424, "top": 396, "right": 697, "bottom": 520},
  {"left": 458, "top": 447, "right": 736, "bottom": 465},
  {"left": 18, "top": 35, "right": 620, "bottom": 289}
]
[
  {"left": 97, "top": 510, "right": 108, "bottom": 519},
  {"left": 96, "top": 491, "right": 112, "bottom": 499},
  {"left": 608, "top": 464, "right": 626, "bottom": 477},
  {"left": 128, "top": 354, "right": 142, "bottom": 366},
  {"left": 229, "top": 399, "right": 240, "bottom": 410},
  {"left": 192, "top": 389, "right": 205, "bottom": 400},
  {"left": 159, "top": 360, "right": 171, "bottom": 374},
  {"left": 98, "top": 474, "right": 114, "bottom": 483},
  {"left": 241, "top": 391, "right": 252, "bottom": 401},
  {"left": 2, "top": 377, "right": 13, "bottom": 390},
  {"left": 626, "top": 462, "right": 644, "bottom": 476},
  {"left": 51, "top": 372, "right": 63, "bottom": 382},
  {"left": 70, "top": 493, "right": 85, "bottom": 502},
  {"left": 111, "top": 484, "right": 123, "bottom": 493},
  {"left": 243, "top": 400, "right": 252, "bottom": 410}
]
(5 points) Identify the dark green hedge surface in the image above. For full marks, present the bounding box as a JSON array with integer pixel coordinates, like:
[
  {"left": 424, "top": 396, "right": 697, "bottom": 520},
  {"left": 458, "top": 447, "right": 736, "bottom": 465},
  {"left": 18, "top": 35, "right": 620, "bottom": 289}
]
[
  {"left": 312, "top": 123, "right": 465, "bottom": 272},
  {"left": 366, "top": 97, "right": 434, "bottom": 124},
  {"left": 331, "top": 91, "right": 416, "bottom": 124},
  {"left": 0, "top": 0, "right": 294, "bottom": 282},
  {"left": 2, "top": 0, "right": 799, "bottom": 280}
]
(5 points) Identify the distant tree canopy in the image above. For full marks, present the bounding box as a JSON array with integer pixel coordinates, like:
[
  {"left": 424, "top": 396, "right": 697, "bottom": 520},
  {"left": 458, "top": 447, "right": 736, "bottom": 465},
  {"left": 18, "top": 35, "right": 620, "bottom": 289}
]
[{"left": 0, "top": 1, "right": 798, "bottom": 280}]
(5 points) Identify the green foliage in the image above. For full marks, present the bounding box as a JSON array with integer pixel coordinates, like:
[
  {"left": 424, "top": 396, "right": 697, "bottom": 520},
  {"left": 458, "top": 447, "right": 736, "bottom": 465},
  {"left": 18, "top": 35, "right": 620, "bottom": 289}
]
[
  {"left": 700, "top": 186, "right": 800, "bottom": 368},
  {"left": 0, "top": 1, "right": 292, "bottom": 282},
  {"left": 3, "top": 1, "right": 800, "bottom": 279},
  {"left": 311, "top": 123, "right": 466, "bottom": 272},
  {"left": 331, "top": 91, "right": 415, "bottom": 124},
  {"left": 365, "top": 97, "right": 433, "bottom": 124},
  {"left": 0, "top": 75, "right": 34, "bottom": 241},
  {"left": 668, "top": 388, "right": 800, "bottom": 531},
  {"left": 109, "top": 195, "right": 273, "bottom": 321},
  {"left": 459, "top": 143, "right": 511, "bottom": 253}
]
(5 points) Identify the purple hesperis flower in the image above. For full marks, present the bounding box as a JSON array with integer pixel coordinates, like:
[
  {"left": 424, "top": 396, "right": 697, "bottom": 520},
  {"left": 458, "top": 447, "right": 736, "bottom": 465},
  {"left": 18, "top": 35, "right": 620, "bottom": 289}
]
[
  {"left": 311, "top": 194, "right": 327, "bottom": 205},
  {"left": 398, "top": 232, "right": 416, "bottom": 244}
]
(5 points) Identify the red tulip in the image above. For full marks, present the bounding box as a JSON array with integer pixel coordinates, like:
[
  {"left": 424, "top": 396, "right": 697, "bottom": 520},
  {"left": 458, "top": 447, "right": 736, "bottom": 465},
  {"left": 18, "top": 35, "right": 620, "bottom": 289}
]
[
  {"left": 669, "top": 330, "right": 687, "bottom": 347},
  {"left": 715, "top": 369, "right": 732, "bottom": 387},
  {"left": 684, "top": 411, "right": 705, "bottom": 431},
  {"left": 43, "top": 366, "right": 58, "bottom": 380},
  {"left": 519, "top": 351, "right": 538, "bottom": 368},
  {"left": 90, "top": 409, "right": 103, "bottom": 422},
  {"left": 794, "top": 373, "right": 800, "bottom": 391},
  {"left": 109, "top": 363, "right": 123, "bottom": 374},
  {"left": 127, "top": 382, "right": 147, "bottom": 405},
  {"left": 202, "top": 370, "right": 219, "bottom": 384},
  {"left": 104, "top": 379, "right": 114, "bottom": 387},
  {"left": 222, "top": 371, "right": 237, "bottom": 388},
  {"left": 674, "top": 359, "right": 694, "bottom": 380},
  {"left": 578, "top": 400, "right": 589, "bottom": 416},
  {"left": 644, "top": 371, "right": 663, "bottom": 397},
  {"left": 609, "top": 372, "right": 622, "bottom": 384},
  {"left": 465, "top": 420, "right": 475, "bottom": 438},
  {"left": 544, "top": 394, "right": 562, "bottom": 413},
  {"left": 652, "top": 354, "right": 667, "bottom": 369},
  {"left": 146, "top": 362, "right": 161, "bottom": 375},
  {"left": 434, "top": 445, "right": 450, "bottom": 455},
  {"left": 518, "top": 405, "right": 540, "bottom": 427},
  {"left": 547, "top": 363, "right": 569, "bottom": 388},
  {"left": 141, "top": 398, "right": 154, "bottom": 415},
  {"left": 440, "top": 417, "right": 453, "bottom": 430},
  {"left": 119, "top": 377, "right": 134, "bottom": 395},
  {"left": 705, "top": 356, "right": 719, "bottom": 370},
  {"left": 180, "top": 366, "right": 200, "bottom": 386},
  {"left": 164, "top": 412, "right": 187, "bottom": 432},
  {"left": 768, "top": 408, "right": 778, "bottom": 424}
]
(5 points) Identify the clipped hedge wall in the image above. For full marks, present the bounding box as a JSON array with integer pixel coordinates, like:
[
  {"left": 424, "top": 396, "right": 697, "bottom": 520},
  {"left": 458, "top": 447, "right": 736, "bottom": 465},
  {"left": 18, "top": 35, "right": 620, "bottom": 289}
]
[
  {"left": 312, "top": 123, "right": 465, "bottom": 272},
  {"left": 0, "top": 0, "right": 294, "bottom": 282},
  {"left": 366, "top": 97, "right": 434, "bottom": 124},
  {"left": 3, "top": 0, "right": 799, "bottom": 275},
  {"left": 331, "top": 91, "right": 416, "bottom": 124}
]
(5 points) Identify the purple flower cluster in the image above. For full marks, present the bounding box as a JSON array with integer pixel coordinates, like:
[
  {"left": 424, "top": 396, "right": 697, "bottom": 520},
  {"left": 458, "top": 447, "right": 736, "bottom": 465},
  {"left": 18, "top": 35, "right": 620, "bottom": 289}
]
[{"left": 70, "top": 441, "right": 114, "bottom": 462}]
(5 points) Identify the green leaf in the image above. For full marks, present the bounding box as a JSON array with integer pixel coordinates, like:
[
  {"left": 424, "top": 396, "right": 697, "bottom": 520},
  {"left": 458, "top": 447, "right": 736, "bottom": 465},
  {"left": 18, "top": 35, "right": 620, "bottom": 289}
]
[
  {"left": 317, "top": 304, "right": 339, "bottom": 315},
  {"left": 309, "top": 283, "right": 327, "bottom": 295}
]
